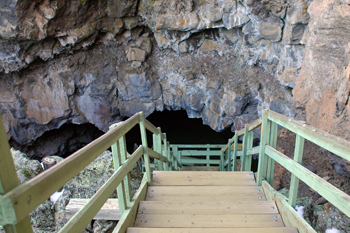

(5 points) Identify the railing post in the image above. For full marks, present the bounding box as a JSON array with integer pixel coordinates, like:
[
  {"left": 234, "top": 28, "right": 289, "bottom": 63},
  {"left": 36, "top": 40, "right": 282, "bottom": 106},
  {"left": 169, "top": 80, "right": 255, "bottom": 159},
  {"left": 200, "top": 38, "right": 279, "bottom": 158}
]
[
  {"left": 232, "top": 133, "right": 238, "bottom": 171},
  {"left": 227, "top": 139, "right": 232, "bottom": 171},
  {"left": 155, "top": 127, "right": 163, "bottom": 171},
  {"left": 257, "top": 110, "right": 271, "bottom": 186},
  {"left": 0, "top": 115, "right": 33, "bottom": 232},
  {"left": 266, "top": 122, "right": 278, "bottom": 185},
  {"left": 110, "top": 125, "right": 127, "bottom": 215},
  {"left": 173, "top": 145, "right": 179, "bottom": 170},
  {"left": 162, "top": 134, "right": 169, "bottom": 171},
  {"left": 220, "top": 149, "right": 224, "bottom": 171},
  {"left": 139, "top": 113, "right": 152, "bottom": 185},
  {"left": 289, "top": 134, "right": 305, "bottom": 207},
  {"left": 167, "top": 141, "right": 172, "bottom": 171},
  {"left": 244, "top": 130, "right": 254, "bottom": 172},
  {"left": 118, "top": 133, "right": 132, "bottom": 207},
  {"left": 241, "top": 126, "right": 248, "bottom": 171},
  {"left": 206, "top": 144, "right": 210, "bottom": 167}
]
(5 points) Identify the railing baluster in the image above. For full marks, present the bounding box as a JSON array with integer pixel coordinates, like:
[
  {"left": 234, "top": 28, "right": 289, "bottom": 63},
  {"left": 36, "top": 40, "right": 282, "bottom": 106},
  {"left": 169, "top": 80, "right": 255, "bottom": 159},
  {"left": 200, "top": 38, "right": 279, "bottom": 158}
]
[
  {"left": 173, "top": 145, "right": 179, "bottom": 170},
  {"left": 111, "top": 138, "right": 127, "bottom": 215},
  {"left": 167, "top": 141, "right": 172, "bottom": 171},
  {"left": 119, "top": 135, "right": 132, "bottom": 206},
  {"left": 139, "top": 113, "right": 152, "bottom": 185},
  {"left": 232, "top": 133, "right": 238, "bottom": 171},
  {"left": 241, "top": 126, "right": 248, "bottom": 171},
  {"left": 257, "top": 110, "right": 271, "bottom": 186},
  {"left": 153, "top": 134, "right": 159, "bottom": 171},
  {"left": 266, "top": 122, "right": 278, "bottom": 185},
  {"left": 220, "top": 149, "right": 224, "bottom": 171},
  {"left": 227, "top": 139, "right": 232, "bottom": 171},
  {"left": 156, "top": 127, "right": 163, "bottom": 171},
  {"left": 162, "top": 134, "right": 169, "bottom": 171},
  {"left": 206, "top": 144, "right": 210, "bottom": 167},
  {"left": 244, "top": 130, "right": 254, "bottom": 171},
  {"left": 289, "top": 135, "right": 305, "bottom": 207}
]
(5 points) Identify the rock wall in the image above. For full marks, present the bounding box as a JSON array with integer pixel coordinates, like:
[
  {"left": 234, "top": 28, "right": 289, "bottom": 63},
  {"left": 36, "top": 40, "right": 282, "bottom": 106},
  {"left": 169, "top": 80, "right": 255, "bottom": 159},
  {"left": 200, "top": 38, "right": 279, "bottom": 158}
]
[{"left": 1, "top": 0, "right": 350, "bottom": 157}]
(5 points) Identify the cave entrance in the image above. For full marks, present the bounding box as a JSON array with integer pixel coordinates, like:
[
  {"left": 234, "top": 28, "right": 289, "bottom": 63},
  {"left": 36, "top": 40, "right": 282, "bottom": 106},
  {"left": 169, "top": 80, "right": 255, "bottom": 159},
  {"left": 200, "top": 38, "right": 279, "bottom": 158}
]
[{"left": 124, "top": 110, "right": 234, "bottom": 157}]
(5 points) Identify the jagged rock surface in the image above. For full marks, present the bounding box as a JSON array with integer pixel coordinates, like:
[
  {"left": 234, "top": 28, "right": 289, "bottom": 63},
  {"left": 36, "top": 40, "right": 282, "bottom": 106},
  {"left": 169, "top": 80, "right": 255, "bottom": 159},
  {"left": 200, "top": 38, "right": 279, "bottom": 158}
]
[{"left": 0, "top": 0, "right": 350, "bottom": 170}]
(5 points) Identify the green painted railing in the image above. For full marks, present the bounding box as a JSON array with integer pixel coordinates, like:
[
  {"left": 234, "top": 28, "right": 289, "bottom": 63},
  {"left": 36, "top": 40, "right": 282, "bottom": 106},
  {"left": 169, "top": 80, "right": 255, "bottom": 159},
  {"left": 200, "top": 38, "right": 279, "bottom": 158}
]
[
  {"left": 0, "top": 112, "right": 181, "bottom": 233},
  {"left": 221, "top": 109, "right": 350, "bottom": 218},
  {"left": 170, "top": 144, "right": 226, "bottom": 168}
]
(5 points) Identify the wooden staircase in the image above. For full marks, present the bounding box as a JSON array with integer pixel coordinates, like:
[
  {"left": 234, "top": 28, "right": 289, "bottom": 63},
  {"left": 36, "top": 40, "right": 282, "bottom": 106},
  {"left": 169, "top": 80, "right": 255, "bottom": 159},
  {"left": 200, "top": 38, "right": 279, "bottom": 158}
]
[{"left": 127, "top": 171, "right": 298, "bottom": 233}]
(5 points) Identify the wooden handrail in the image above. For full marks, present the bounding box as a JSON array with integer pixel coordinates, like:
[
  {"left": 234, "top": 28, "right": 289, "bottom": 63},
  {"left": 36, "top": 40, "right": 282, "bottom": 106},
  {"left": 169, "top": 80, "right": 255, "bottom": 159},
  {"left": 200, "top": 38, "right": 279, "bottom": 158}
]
[
  {"left": 0, "top": 113, "right": 140, "bottom": 224},
  {"left": 0, "top": 111, "right": 183, "bottom": 232}
]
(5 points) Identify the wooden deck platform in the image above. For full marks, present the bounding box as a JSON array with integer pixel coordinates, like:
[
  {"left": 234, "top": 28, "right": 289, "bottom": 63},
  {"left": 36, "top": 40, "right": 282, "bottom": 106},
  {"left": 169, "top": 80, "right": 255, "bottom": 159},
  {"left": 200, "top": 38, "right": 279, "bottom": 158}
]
[{"left": 127, "top": 171, "right": 298, "bottom": 233}]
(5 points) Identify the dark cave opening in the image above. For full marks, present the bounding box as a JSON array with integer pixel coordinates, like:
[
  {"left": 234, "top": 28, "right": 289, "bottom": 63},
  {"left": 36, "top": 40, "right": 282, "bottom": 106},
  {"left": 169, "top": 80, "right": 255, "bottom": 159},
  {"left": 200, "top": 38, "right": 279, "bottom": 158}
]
[{"left": 123, "top": 110, "right": 235, "bottom": 154}]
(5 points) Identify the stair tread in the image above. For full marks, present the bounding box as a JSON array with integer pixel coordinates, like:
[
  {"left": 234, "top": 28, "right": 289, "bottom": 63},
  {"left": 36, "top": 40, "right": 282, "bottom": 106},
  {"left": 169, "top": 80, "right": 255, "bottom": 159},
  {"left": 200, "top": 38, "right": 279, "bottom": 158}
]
[
  {"left": 138, "top": 201, "right": 278, "bottom": 215},
  {"left": 127, "top": 227, "right": 299, "bottom": 233},
  {"left": 134, "top": 214, "right": 284, "bottom": 228},
  {"left": 181, "top": 167, "right": 220, "bottom": 171},
  {"left": 145, "top": 185, "right": 266, "bottom": 201},
  {"left": 152, "top": 171, "right": 256, "bottom": 186}
]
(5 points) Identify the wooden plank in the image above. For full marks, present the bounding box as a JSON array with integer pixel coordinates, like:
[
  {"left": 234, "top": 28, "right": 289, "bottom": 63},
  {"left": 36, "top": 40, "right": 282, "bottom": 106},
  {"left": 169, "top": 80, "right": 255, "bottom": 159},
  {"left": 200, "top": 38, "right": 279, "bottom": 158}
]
[
  {"left": 127, "top": 227, "right": 298, "bottom": 233},
  {"left": 244, "top": 131, "right": 254, "bottom": 171},
  {"left": 58, "top": 147, "right": 143, "bottom": 233},
  {"left": 180, "top": 151, "right": 222, "bottom": 156},
  {"left": 113, "top": 174, "right": 148, "bottom": 233},
  {"left": 151, "top": 171, "right": 256, "bottom": 186},
  {"left": 289, "top": 135, "right": 305, "bottom": 208},
  {"left": 145, "top": 186, "right": 264, "bottom": 196},
  {"left": 181, "top": 167, "right": 219, "bottom": 171},
  {"left": 262, "top": 181, "right": 316, "bottom": 233},
  {"left": 145, "top": 194, "right": 266, "bottom": 202},
  {"left": 137, "top": 201, "right": 278, "bottom": 215},
  {"left": 227, "top": 139, "right": 232, "bottom": 171},
  {"left": 265, "top": 145, "right": 350, "bottom": 217},
  {"left": 134, "top": 214, "right": 284, "bottom": 228},
  {"left": 66, "top": 199, "right": 120, "bottom": 220},
  {"left": 1, "top": 112, "right": 140, "bottom": 224},
  {"left": 181, "top": 158, "right": 220, "bottom": 165},
  {"left": 171, "top": 145, "right": 226, "bottom": 149},
  {"left": 268, "top": 110, "right": 350, "bottom": 162}
]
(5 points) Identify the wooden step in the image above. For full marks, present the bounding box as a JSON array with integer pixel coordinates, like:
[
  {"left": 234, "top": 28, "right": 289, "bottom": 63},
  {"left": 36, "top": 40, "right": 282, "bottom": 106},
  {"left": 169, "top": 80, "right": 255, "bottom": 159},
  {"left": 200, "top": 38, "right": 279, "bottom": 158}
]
[
  {"left": 152, "top": 171, "right": 256, "bottom": 186},
  {"left": 146, "top": 186, "right": 264, "bottom": 196},
  {"left": 134, "top": 214, "right": 284, "bottom": 228},
  {"left": 145, "top": 186, "right": 267, "bottom": 201},
  {"left": 181, "top": 166, "right": 220, "bottom": 171},
  {"left": 127, "top": 227, "right": 299, "bottom": 233},
  {"left": 138, "top": 201, "right": 278, "bottom": 215}
]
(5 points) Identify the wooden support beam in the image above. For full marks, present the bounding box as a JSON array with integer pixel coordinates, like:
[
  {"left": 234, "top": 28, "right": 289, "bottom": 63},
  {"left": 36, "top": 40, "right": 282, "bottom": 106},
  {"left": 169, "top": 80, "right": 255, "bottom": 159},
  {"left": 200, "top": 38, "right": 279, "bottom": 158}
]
[
  {"left": 241, "top": 126, "right": 248, "bottom": 171},
  {"left": 232, "top": 133, "right": 238, "bottom": 172},
  {"left": 66, "top": 199, "right": 120, "bottom": 220}
]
